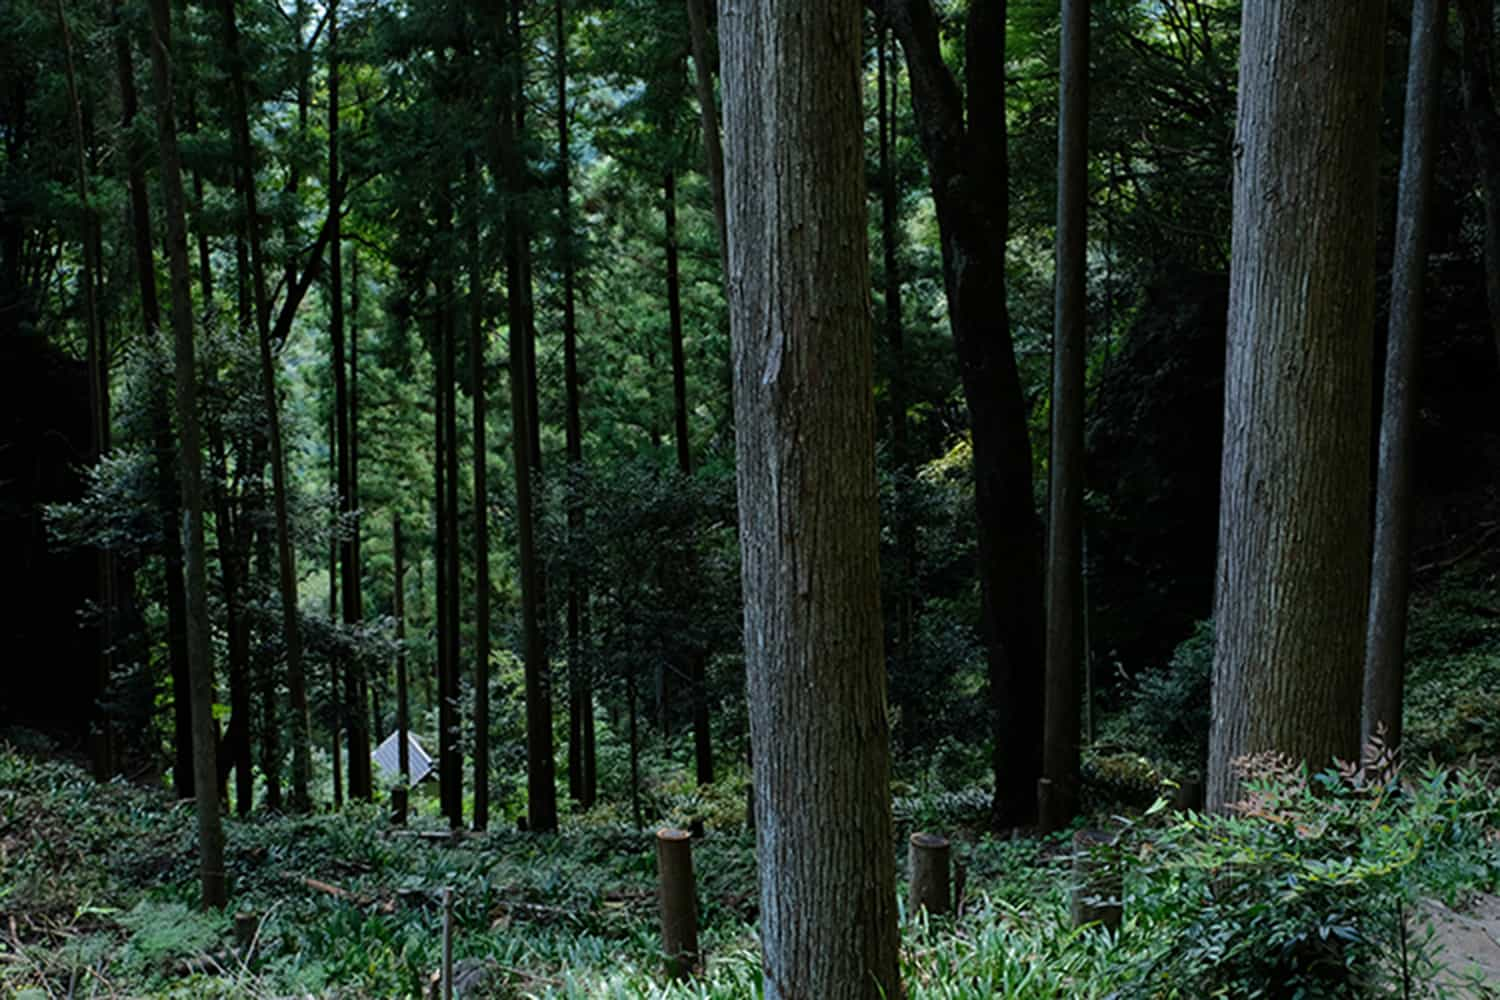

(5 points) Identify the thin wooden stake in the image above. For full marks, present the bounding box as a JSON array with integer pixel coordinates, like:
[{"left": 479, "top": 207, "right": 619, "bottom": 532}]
[{"left": 441, "top": 886, "right": 454, "bottom": 1000}]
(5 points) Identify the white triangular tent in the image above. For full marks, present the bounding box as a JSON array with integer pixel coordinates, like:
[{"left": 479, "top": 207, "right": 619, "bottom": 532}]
[{"left": 371, "top": 731, "right": 434, "bottom": 787}]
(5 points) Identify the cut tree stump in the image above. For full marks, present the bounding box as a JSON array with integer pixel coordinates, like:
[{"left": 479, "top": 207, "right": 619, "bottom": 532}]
[
  {"left": 907, "top": 832, "right": 952, "bottom": 917},
  {"left": 1069, "top": 829, "right": 1122, "bottom": 932},
  {"left": 656, "top": 828, "right": 699, "bottom": 978}
]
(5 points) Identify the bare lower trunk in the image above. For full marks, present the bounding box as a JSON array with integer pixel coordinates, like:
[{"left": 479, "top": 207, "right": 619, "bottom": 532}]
[
  {"left": 1040, "top": 0, "right": 1089, "bottom": 833},
  {"left": 721, "top": 1, "right": 902, "bottom": 995},
  {"left": 1208, "top": 0, "right": 1386, "bottom": 810},
  {"left": 1364, "top": 0, "right": 1446, "bottom": 755},
  {"left": 148, "top": 0, "right": 227, "bottom": 909}
]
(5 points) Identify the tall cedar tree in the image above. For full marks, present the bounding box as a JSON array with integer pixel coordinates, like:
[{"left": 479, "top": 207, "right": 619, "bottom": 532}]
[
  {"left": 467, "top": 150, "right": 492, "bottom": 831},
  {"left": 147, "top": 0, "right": 227, "bottom": 908},
  {"left": 556, "top": 0, "right": 597, "bottom": 809},
  {"left": 112, "top": 0, "right": 194, "bottom": 799},
  {"left": 684, "top": 0, "right": 727, "bottom": 269},
  {"left": 328, "top": 1, "right": 372, "bottom": 802},
  {"left": 721, "top": 0, "right": 902, "bottom": 995},
  {"left": 221, "top": 0, "right": 314, "bottom": 811},
  {"left": 1364, "top": 0, "right": 1447, "bottom": 753},
  {"left": 878, "top": 20, "right": 915, "bottom": 686},
  {"left": 881, "top": 0, "right": 1044, "bottom": 827},
  {"left": 1040, "top": 0, "right": 1089, "bottom": 833},
  {"left": 1208, "top": 0, "right": 1386, "bottom": 810},
  {"left": 58, "top": 0, "right": 115, "bottom": 779},
  {"left": 491, "top": 0, "right": 558, "bottom": 834}
]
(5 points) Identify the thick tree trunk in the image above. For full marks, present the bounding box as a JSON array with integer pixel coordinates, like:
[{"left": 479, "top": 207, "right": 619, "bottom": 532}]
[
  {"left": 147, "top": 0, "right": 227, "bottom": 910},
  {"left": 467, "top": 152, "right": 492, "bottom": 831},
  {"left": 1040, "top": 0, "right": 1089, "bottom": 834},
  {"left": 1365, "top": 0, "right": 1446, "bottom": 755},
  {"left": 114, "top": 3, "right": 192, "bottom": 797},
  {"left": 219, "top": 0, "right": 312, "bottom": 812},
  {"left": 883, "top": 0, "right": 1044, "bottom": 828},
  {"left": 1208, "top": 0, "right": 1386, "bottom": 811},
  {"left": 1457, "top": 0, "right": 1500, "bottom": 363},
  {"left": 720, "top": 1, "right": 903, "bottom": 995}
]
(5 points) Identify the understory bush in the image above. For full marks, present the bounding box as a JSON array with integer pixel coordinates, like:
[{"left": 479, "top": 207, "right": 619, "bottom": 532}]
[{"left": 1118, "top": 750, "right": 1500, "bottom": 998}]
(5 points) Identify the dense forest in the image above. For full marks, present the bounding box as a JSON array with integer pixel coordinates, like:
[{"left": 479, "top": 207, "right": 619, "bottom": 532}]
[{"left": 2, "top": 0, "right": 1499, "bottom": 996}]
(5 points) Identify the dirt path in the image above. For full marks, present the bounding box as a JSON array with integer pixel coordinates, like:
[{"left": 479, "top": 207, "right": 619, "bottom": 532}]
[{"left": 1424, "top": 893, "right": 1500, "bottom": 995}]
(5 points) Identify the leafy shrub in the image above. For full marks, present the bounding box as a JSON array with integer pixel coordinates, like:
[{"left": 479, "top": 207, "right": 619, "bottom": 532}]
[
  {"left": 1118, "top": 750, "right": 1500, "bottom": 998},
  {"left": 1110, "top": 620, "right": 1213, "bottom": 775},
  {"left": 1081, "top": 750, "right": 1162, "bottom": 811}
]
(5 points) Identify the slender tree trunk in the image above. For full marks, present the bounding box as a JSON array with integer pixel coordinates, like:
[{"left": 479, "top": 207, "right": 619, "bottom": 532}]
[
  {"left": 433, "top": 257, "right": 463, "bottom": 828},
  {"left": 467, "top": 153, "right": 492, "bottom": 831},
  {"left": 1040, "top": 0, "right": 1089, "bottom": 834},
  {"left": 395, "top": 514, "right": 410, "bottom": 784},
  {"left": 556, "top": 0, "right": 593, "bottom": 809},
  {"left": 665, "top": 171, "right": 692, "bottom": 477},
  {"left": 443, "top": 291, "right": 462, "bottom": 830},
  {"left": 350, "top": 244, "right": 370, "bottom": 797},
  {"left": 1208, "top": 0, "right": 1386, "bottom": 811},
  {"left": 254, "top": 510, "right": 281, "bottom": 810},
  {"left": 206, "top": 413, "right": 253, "bottom": 815},
  {"left": 147, "top": 0, "right": 227, "bottom": 909},
  {"left": 883, "top": 0, "right": 1044, "bottom": 828},
  {"left": 684, "top": 0, "right": 727, "bottom": 271},
  {"left": 328, "top": 412, "right": 343, "bottom": 810},
  {"left": 663, "top": 168, "right": 714, "bottom": 785},
  {"left": 432, "top": 345, "right": 449, "bottom": 818},
  {"left": 492, "top": 0, "right": 557, "bottom": 834},
  {"left": 721, "top": 1, "right": 902, "bottom": 994},
  {"left": 219, "top": 0, "right": 313, "bottom": 812},
  {"left": 114, "top": 1, "right": 192, "bottom": 796},
  {"left": 326, "top": 2, "right": 369, "bottom": 803},
  {"left": 59, "top": 0, "right": 115, "bottom": 781},
  {"left": 1365, "top": 0, "right": 1446, "bottom": 755},
  {"left": 878, "top": 18, "right": 916, "bottom": 712},
  {"left": 1457, "top": 0, "right": 1500, "bottom": 362}
]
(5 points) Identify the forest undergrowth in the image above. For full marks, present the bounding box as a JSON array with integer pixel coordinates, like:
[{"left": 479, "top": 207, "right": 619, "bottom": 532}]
[{"left": 2, "top": 573, "right": 1499, "bottom": 999}]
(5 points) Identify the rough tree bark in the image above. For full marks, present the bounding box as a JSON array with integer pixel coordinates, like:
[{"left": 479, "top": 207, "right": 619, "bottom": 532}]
[
  {"left": 147, "top": 0, "right": 227, "bottom": 909},
  {"left": 1208, "top": 0, "right": 1387, "bottom": 811},
  {"left": 720, "top": 0, "right": 903, "bottom": 995},
  {"left": 879, "top": 0, "right": 1044, "bottom": 827},
  {"left": 1364, "top": 0, "right": 1447, "bottom": 755},
  {"left": 1040, "top": 0, "right": 1090, "bottom": 834}
]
